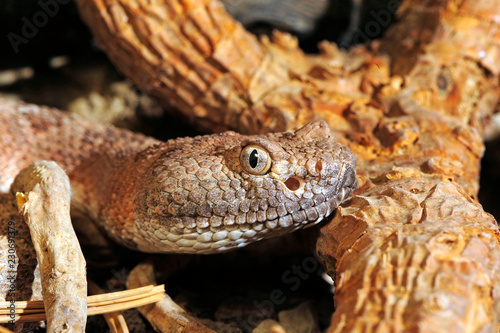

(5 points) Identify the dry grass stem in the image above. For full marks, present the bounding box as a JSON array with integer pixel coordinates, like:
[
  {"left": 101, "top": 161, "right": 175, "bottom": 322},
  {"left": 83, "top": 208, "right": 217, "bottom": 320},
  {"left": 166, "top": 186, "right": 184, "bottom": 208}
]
[{"left": 0, "top": 284, "right": 165, "bottom": 324}]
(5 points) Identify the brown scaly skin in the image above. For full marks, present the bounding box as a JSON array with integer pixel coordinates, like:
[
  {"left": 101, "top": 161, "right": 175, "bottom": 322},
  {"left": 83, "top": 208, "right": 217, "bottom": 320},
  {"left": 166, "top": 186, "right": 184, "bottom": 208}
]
[{"left": 0, "top": 100, "right": 357, "bottom": 253}]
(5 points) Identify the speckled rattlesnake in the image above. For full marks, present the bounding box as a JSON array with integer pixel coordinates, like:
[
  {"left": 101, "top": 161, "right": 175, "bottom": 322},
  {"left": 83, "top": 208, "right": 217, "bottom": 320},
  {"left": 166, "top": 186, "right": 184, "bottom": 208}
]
[{"left": 0, "top": 100, "right": 357, "bottom": 254}]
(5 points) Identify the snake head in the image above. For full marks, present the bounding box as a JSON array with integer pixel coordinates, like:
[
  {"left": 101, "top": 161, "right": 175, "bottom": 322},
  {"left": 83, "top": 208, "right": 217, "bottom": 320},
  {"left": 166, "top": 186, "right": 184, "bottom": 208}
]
[{"left": 135, "top": 120, "right": 358, "bottom": 253}]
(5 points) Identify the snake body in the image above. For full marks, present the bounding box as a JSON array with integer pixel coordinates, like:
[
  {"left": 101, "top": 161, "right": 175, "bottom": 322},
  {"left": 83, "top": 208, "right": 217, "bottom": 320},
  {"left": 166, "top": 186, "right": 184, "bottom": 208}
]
[{"left": 0, "top": 101, "right": 357, "bottom": 253}]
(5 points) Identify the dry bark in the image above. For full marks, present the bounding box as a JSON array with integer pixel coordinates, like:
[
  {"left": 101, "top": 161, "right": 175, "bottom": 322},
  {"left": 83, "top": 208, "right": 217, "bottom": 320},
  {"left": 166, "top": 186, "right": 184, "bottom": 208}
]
[
  {"left": 75, "top": 0, "right": 500, "bottom": 331},
  {"left": 12, "top": 162, "right": 87, "bottom": 332},
  {"left": 75, "top": 0, "right": 374, "bottom": 134}
]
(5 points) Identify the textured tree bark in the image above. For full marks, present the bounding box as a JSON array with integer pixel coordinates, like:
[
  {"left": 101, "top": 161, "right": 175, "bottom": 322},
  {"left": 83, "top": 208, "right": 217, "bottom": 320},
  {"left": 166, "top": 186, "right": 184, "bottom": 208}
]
[
  {"left": 75, "top": 0, "right": 500, "bottom": 331},
  {"left": 318, "top": 2, "right": 500, "bottom": 331},
  {"left": 75, "top": 0, "right": 381, "bottom": 135}
]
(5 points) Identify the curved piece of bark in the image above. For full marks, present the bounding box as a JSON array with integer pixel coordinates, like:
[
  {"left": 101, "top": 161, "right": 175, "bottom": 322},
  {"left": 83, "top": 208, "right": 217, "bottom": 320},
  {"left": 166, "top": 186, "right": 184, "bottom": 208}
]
[
  {"left": 315, "top": 2, "right": 500, "bottom": 331},
  {"left": 75, "top": 0, "right": 265, "bottom": 133},
  {"left": 75, "top": 0, "right": 500, "bottom": 331},
  {"left": 319, "top": 178, "right": 500, "bottom": 332},
  {"left": 75, "top": 0, "right": 380, "bottom": 134},
  {"left": 12, "top": 161, "right": 87, "bottom": 332}
]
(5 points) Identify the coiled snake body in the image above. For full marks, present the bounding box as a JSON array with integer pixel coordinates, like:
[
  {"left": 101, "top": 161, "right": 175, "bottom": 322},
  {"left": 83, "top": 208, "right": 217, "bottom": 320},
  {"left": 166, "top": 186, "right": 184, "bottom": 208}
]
[{"left": 0, "top": 101, "right": 357, "bottom": 253}]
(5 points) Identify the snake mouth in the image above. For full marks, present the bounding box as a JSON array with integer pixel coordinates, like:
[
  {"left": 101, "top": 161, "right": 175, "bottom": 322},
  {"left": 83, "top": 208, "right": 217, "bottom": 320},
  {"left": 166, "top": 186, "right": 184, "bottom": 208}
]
[{"left": 284, "top": 176, "right": 304, "bottom": 191}]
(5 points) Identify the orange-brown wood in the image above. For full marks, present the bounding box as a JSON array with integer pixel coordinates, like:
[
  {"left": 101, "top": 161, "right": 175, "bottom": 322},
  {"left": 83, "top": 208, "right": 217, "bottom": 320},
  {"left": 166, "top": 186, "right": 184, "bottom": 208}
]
[{"left": 75, "top": 0, "right": 500, "bottom": 330}]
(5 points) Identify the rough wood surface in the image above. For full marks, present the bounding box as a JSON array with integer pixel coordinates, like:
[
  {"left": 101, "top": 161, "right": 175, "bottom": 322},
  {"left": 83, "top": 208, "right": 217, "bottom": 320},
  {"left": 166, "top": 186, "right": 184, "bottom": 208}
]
[
  {"left": 75, "top": 0, "right": 500, "bottom": 331},
  {"left": 13, "top": 161, "right": 87, "bottom": 332},
  {"left": 127, "top": 260, "right": 216, "bottom": 333}
]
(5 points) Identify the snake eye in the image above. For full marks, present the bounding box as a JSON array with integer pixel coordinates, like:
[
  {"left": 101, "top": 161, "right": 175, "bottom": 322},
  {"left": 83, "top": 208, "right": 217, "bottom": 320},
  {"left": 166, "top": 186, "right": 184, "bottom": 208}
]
[{"left": 240, "top": 145, "right": 271, "bottom": 175}]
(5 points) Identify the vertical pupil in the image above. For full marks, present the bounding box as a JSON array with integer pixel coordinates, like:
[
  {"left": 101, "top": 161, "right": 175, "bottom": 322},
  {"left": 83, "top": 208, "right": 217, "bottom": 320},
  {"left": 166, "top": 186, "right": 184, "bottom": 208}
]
[{"left": 249, "top": 149, "right": 259, "bottom": 168}]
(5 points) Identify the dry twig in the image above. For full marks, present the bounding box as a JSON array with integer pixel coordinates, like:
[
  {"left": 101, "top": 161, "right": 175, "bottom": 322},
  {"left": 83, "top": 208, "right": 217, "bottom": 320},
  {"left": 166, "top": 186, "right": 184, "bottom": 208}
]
[
  {"left": 127, "top": 261, "right": 216, "bottom": 333},
  {"left": 12, "top": 161, "right": 87, "bottom": 332}
]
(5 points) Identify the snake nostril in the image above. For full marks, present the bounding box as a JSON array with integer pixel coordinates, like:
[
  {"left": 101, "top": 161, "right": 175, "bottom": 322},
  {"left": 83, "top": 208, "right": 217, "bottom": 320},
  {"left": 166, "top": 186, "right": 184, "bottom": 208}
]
[
  {"left": 285, "top": 176, "right": 303, "bottom": 191},
  {"left": 315, "top": 161, "right": 323, "bottom": 174}
]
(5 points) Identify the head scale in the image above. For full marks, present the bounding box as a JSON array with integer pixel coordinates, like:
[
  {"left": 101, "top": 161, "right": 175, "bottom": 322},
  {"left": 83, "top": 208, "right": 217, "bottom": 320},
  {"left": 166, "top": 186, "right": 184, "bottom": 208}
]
[{"left": 135, "top": 121, "right": 358, "bottom": 253}]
